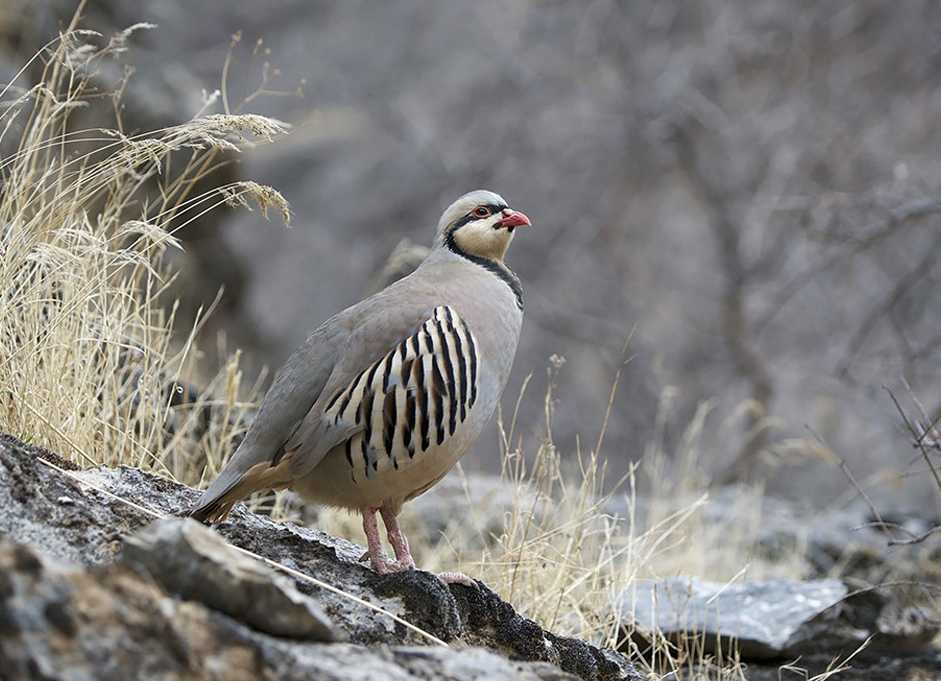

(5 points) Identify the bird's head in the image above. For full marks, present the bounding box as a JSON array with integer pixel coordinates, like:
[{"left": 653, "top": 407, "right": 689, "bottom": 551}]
[{"left": 436, "top": 189, "right": 532, "bottom": 262}]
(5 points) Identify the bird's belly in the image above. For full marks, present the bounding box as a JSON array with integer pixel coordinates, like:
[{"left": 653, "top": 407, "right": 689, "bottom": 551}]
[{"left": 292, "top": 411, "right": 485, "bottom": 512}]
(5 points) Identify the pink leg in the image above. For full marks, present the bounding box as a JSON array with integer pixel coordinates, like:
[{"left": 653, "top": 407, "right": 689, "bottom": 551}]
[
  {"left": 379, "top": 506, "right": 416, "bottom": 570},
  {"left": 366, "top": 504, "right": 476, "bottom": 585},
  {"left": 362, "top": 507, "right": 394, "bottom": 574}
]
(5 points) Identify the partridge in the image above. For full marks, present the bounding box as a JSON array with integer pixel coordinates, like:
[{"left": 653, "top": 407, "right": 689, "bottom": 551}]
[{"left": 190, "top": 190, "right": 532, "bottom": 581}]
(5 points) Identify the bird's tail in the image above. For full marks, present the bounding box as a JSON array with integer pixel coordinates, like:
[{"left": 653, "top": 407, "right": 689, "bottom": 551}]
[
  {"left": 188, "top": 474, "right": 243, "bottom": 524},
  {"left": 189, "top": 455, "right": 293, "bottom": 524}
]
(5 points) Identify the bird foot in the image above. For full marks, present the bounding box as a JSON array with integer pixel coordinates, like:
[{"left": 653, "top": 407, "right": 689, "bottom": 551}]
[
  {"left": 359, "top": 549, "right": 415, "bottom": 573},
  {"left": 362, "top": 505, "right": 417, "bottom": 575},
  {"left": 371, "top": 556, "right": 416, "bottom": 575},
  {"left": 437, "top": 571, "right": 477, "bottom": 587}
]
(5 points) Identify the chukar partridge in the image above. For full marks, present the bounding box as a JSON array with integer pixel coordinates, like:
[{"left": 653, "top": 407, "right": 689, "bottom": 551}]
[{"left": 190, "top": 190, "right": 531, "bottom": 582}]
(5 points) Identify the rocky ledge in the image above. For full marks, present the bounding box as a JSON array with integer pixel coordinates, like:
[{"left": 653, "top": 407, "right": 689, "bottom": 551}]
[
  {"left": 0, "top": 434, "right": 641, "bottom": 681},
  {"left": 4, "top": 431, "right": 941, "bottom": 681}
]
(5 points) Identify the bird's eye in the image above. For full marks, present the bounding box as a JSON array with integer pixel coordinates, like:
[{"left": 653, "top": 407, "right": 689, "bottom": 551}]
[{"left": 473, "top": 206, "right": 491, "bottom": 218}]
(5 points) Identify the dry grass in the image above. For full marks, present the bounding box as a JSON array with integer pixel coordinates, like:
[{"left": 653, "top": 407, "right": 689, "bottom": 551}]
[
  {"left": 0, "top": 20, "right": 287, "bottom": 485},
  {"left": 0, "top": 17, "right": 855, "bottom": 681}
]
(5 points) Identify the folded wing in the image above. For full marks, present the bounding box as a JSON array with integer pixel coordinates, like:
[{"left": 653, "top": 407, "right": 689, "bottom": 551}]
[
  {"left": 315, "top": 305, "right": 480, "bottom": 483},
  {"left": 189, "top": 305, "right": 479, "bottom": 521}
]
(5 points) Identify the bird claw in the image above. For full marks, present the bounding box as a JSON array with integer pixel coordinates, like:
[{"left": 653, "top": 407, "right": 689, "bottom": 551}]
[
  {"left": 372, "top": 557, "right": 416, "bottom": 575},
  {"left": 361, "top": 550, "right": 469, "bottom": 582}
]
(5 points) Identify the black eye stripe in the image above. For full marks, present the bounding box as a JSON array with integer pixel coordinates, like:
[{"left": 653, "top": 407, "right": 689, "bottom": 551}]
[{"left": 450, "top": 203, "right": 508, "bottom": 230}]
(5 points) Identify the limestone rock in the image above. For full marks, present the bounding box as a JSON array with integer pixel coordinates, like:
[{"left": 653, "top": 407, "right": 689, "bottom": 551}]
[
  {"left": 0, "top": 540, "right": 586, "bottom": 680},
  {"left": 123, "top": 517, "right": 338, "bottom": 641},
  {"left": 621, "top": 576, "right": 939, "bottom": 660}
]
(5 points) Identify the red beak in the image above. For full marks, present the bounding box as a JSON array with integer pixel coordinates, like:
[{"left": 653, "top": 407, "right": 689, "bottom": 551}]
[{"left": 499, "top": 209, "right": 532, "bottom": 229}]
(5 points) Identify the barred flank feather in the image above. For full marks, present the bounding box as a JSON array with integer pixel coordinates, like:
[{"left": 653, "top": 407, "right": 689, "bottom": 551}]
[{"left": 324, "top": 306, "right": 480, "bottom": 483}]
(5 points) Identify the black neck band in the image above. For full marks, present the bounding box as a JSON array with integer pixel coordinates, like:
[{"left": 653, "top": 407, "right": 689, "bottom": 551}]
[{"left": 444, "top": 230, "right": 524, "bottom": 310}]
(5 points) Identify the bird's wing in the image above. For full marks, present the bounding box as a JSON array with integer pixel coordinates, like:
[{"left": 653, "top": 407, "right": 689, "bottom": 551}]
[
  {"left": 284, "top": 304, "right": 480, "bottom": 482},
  {"left": 189, "top": 291, "right": 448, "bottom": 521},
  {"left": 188, "top": 315, "right": 346, "bottom": 521}
]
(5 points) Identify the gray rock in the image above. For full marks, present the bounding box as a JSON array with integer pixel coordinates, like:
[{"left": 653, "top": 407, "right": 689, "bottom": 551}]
[
  {"left": 123, "top": 517, "right": 338, "bottom": 641},
  {"left": 0, "top": 540, "right": 586, "bottom": 680},
  {"left": 737, "top": 652, "right": 941, "bottom": 681},
  {"left": 3, "top": 524, "right": 935, "bottom": 681},
  {"left": 0, "top": 433, "right": 642, "bottom": 681},
  {"left": 389, "top": 647, "right": 582, "bottom": 681},
  {"left": 623, "top": 577, "right": 853, "bottom": 659},
  {"left": 620, "top": 576, "right": 939, "bottom": 661}
]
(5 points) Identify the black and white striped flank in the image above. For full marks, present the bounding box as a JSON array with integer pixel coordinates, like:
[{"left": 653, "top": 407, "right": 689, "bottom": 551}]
[{"left": 322, "top": 306, "right": 480, "bottom": 482}]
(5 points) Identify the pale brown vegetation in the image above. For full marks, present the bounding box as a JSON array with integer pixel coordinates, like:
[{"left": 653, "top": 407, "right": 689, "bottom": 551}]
[{"left": 0, "top": 20, "right": 286, "bottom": 485}]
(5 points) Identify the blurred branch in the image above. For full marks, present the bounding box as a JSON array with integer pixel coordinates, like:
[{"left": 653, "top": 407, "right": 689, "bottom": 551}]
[
  {"left": 528, "top": 288, "right": 630, "bottom": 353},
  {"left": 836, "top": 231, "right": 941, "bottom": 380},
  {"left": 807, "top": 424, "right": 898, "bottom": 539},
  {"left": 668, "top": 116, "right": 773, "bottom": 483},
  {"left": 864, "top": 386, "right": 941, "bottom": 546},
  {"left": 755, "top": 198, "right": 941, "bottom": 336},
  {"left": 887, "top": 525, "right": 941, "bottom": 547},
  {"left": 811, "top": 423, "right": 941, "bottom": 548},
  {"left": 886, "top": 386, "right": 941, "bottom": 501},
  {"left": 812, "top": 198, "right": 941, "bottom": 247},
  {"left": 745, "top": 222, "right": 796, "bottom": 283}
]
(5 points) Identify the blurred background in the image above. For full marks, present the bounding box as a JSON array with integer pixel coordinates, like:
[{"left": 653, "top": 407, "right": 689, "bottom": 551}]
[{"left": 4, "top": 1, "right": 941, "bottom": 511}]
